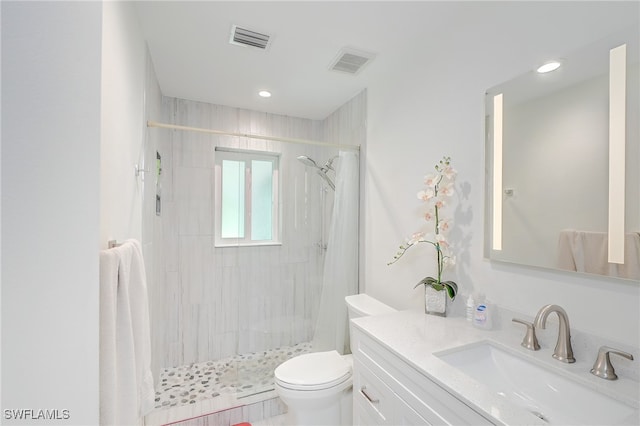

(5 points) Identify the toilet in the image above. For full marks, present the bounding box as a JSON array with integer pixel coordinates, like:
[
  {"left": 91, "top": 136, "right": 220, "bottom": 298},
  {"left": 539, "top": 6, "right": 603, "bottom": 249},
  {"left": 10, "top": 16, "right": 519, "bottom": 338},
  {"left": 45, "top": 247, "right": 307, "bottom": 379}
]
[{"left": 274, "top": 294, "right": 396, "bottom": 426}]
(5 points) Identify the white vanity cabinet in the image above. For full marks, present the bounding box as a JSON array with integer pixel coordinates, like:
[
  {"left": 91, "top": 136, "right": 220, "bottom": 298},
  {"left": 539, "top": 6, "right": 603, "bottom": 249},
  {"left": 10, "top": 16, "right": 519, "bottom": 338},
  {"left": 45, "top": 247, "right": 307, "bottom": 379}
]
[{"left": 351, "top": 327, "right": 493, "bottom": 426}]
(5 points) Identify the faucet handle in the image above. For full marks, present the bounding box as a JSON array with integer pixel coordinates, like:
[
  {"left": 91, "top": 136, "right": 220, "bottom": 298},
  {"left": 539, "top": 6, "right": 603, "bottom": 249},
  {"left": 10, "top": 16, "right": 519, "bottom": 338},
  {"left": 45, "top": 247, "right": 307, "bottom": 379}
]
[
  {"left": 590, "top": 346, "right": 634, "bottom": 380},
  {"left": 512, "top": 318, "right": 540, "bottom": 351}
]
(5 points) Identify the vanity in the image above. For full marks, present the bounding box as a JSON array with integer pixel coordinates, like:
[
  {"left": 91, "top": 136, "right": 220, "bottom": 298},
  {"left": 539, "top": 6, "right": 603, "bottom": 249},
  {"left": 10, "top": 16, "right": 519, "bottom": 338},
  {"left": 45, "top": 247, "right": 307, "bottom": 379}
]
[
  {"left": 351, "top": 309, "right": 639, "bottom": 426},
  {"left": 350, "top": 20, "right": 640, "bottom": 426}
]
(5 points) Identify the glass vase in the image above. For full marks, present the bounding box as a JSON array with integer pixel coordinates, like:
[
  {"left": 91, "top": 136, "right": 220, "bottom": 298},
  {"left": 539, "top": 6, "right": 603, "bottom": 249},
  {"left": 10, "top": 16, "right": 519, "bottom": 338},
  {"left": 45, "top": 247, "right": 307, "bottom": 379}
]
[{"left": 424, "top": 285, "right": 447, "bottom": 317}]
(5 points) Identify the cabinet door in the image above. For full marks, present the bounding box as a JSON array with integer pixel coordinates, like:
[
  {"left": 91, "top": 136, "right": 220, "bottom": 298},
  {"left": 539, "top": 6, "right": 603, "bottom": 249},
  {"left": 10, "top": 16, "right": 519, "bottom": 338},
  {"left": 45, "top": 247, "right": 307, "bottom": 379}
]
[
  {"left": 395, "top": 397, "right": 432, "bottom": 426},
  {"left": 353, "top": 360, "right": 395, "bottom": 425},
  {"left": 354, "top": 394, "right": 387, "bottom": 426}
]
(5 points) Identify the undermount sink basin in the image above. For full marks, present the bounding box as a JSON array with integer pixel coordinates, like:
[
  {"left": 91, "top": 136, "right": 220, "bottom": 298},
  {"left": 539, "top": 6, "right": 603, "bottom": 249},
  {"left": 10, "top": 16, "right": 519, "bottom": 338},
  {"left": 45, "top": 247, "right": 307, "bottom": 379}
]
[{"left": 436, "top": 341, "right": 639, "bottom": 425}]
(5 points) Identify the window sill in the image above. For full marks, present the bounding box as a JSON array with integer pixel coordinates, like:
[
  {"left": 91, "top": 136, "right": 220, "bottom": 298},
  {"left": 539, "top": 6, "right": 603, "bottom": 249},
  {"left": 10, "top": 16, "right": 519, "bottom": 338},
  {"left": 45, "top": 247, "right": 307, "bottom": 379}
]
[{"left": 214, "top": 241, "right": 283, "bottom": 248}]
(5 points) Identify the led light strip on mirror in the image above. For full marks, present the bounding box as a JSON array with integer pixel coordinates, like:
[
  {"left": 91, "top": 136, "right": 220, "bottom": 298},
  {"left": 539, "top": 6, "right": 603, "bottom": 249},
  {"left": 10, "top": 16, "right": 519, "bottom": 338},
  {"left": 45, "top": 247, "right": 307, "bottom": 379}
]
[
  {"left": 492, "top": 93, "right": 503, "bottom": 251},
  {"left": 609, "top": 44, "right": 626, "bottom": 264}
]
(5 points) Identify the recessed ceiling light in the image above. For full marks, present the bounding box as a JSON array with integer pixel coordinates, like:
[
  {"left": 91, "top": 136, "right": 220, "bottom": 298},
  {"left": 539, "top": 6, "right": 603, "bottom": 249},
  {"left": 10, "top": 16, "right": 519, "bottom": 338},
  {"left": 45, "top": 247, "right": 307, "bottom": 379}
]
[
  {"left": 536, "top": 61, "right": 561, "bottom": 73},
  {"left": 258, "top": 90, "right": 272, "bottom": 98}
]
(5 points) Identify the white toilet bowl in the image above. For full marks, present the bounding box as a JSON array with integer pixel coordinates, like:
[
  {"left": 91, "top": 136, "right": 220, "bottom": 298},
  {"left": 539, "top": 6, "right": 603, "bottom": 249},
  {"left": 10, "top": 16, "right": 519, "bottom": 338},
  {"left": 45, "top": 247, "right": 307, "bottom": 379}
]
[
  {"left": 274, "top": 294, "right": 395, "bottom": 426},
  {"left": 275, "top": 351, "right": 353, "bottom": 425}
]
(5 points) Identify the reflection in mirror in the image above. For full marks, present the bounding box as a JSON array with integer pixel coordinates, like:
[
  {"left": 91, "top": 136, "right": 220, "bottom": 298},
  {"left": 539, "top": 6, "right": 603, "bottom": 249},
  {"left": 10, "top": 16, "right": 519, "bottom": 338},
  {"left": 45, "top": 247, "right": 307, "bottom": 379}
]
[{"left": 485, "top": 24, "right": 639, "bottom": 281}]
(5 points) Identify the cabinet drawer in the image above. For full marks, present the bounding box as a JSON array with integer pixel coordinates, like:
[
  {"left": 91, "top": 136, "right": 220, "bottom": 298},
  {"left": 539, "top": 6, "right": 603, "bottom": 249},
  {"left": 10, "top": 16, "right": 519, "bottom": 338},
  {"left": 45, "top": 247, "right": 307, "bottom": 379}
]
[{"left": 352, "top": 359, "right": 395, "bottom": 425}]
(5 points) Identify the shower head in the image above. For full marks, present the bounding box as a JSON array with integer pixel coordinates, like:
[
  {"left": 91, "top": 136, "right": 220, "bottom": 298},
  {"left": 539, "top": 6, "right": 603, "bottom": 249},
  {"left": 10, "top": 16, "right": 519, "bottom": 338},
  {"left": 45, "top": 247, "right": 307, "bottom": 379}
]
[
  {"left": 297, "top": 156, "right": 319, "bottom": 168},
  {"left": 317, "top": 170, "right": 335, "bottom": 190},
  {"left": 323, "top": 156, "right": 338, "bottom": 171},
  {"left": 298, "top": 155, "right": 335, "bottom": 190}
]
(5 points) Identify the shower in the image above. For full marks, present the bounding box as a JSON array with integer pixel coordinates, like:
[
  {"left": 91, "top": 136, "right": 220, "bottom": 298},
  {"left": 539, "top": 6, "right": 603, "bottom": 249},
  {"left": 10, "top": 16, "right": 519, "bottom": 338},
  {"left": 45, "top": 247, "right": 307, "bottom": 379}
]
[
  {"left": 142, "top": 93, "right": 363, "bottom": 425},
  {"left": 297, "top": 155, "right": 336, "bottom": 190}
]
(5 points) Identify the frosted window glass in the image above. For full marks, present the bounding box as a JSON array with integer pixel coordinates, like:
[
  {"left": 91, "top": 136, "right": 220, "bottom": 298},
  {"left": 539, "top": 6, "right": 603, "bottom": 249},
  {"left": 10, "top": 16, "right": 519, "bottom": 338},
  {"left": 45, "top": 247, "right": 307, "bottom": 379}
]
[
  {"left": 251, "top": 160, "right": 273, "bottom": 241},
  {"left": 215, "top": 148, "right": 279, "bottom": 247},
  {"left": 221, "top": 160, "right": 245, "bottom": 238}
]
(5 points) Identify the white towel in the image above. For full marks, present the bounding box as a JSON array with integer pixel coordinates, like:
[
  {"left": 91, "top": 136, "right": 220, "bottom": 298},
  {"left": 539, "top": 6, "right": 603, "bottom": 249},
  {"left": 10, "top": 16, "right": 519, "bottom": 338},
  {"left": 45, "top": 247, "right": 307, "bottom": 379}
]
[
  {"left": 100, "top": 239, "right": 155, "bottom": 426},
  {"left": 122, "top": 239, "right": 155, "bottom": 417},
  {"left": 619, "top": 233, "right": 640, "bottom": 280},
  {"left": 557, "top": 230, "right": 640, "bottom": 280},
  {"left": 557, "top": 230, "right": 578, "bottom": 272}
]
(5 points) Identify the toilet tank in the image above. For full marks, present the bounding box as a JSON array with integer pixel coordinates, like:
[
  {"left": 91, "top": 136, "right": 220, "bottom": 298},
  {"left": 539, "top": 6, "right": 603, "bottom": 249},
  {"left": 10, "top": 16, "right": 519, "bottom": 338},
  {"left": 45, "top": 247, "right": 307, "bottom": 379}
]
[
  {"left": 345, "top": 294, "right": 396, "bottom": 354},
  {"left": 345, "top": 294, "right": 395, "bottom": 319}
]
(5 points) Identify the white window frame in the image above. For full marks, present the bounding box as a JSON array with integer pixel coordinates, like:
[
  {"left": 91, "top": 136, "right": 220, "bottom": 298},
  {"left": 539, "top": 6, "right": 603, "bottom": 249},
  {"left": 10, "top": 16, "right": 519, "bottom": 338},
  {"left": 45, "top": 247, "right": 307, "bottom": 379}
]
[{"left": 214, "top": 147, "right": 281, "bottom": 247}]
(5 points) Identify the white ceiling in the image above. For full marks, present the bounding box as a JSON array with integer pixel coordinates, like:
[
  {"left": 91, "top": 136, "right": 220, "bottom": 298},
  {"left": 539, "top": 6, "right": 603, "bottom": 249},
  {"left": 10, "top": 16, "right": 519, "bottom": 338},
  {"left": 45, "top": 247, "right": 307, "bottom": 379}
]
[{"left": 133, "top": 1, "right": 639, "bottom": 121}]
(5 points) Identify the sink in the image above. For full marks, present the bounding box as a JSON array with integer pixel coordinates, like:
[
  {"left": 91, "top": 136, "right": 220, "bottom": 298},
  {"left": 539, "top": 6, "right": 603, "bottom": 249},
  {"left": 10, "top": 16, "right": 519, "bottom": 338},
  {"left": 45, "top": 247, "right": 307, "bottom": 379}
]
[{"left": 436, "top": 341, "right": 639, "bottom": 425}]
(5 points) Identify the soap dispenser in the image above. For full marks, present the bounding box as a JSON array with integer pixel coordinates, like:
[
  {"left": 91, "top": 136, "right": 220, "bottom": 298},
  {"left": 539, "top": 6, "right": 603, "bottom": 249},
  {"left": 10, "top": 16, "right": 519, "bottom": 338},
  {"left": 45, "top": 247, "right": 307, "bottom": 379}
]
[{"left": 473, "top": 301, "right": 492, "bottom": 330}]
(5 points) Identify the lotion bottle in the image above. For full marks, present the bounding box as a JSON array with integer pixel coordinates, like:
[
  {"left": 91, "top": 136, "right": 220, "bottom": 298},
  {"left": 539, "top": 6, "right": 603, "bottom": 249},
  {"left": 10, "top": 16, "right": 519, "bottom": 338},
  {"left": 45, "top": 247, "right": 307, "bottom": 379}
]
[
  {"left": 473, "top": 302, "right": 492, "bottom": 330},
  {"left": 466, "top": 295, "right": 475, "bottom": 322}
]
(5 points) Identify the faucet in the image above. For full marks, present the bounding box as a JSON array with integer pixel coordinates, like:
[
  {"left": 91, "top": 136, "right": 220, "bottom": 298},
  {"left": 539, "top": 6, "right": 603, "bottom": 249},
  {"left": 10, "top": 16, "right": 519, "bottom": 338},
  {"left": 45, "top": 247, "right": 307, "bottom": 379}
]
[
  {"left": 512, "top": 318, "right": 540, "bottom": 351},
  {"left": 590, "top": 346, "right": 634, "bottom": 380},
  {"left": 533, "top": 304, "right": 575, "bottom": 363}
]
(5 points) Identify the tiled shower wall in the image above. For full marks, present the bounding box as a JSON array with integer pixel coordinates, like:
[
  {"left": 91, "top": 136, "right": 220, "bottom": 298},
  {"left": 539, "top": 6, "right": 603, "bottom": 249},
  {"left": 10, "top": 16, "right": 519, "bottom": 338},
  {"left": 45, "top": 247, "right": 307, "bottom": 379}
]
[
  {"left": 144, "top": 92, "right": 366, "bottom": 378},
  {"left": 144, "top": 91, "right": 366, "bottom": 379}
]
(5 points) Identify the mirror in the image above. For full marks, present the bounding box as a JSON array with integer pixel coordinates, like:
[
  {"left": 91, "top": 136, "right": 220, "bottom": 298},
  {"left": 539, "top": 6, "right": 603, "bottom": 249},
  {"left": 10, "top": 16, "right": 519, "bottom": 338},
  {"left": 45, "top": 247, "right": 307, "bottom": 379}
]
[{"left": 485, "top": 24, "right": 639, "bottom": 281}]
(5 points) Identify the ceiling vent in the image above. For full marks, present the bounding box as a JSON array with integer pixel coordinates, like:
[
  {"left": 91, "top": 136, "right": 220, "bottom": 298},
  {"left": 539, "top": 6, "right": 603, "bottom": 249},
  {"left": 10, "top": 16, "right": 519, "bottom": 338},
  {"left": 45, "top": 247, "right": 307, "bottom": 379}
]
[
  {"left": 329, "top": 48, "right": 376, "bottom": 75},
  {"left": 229, "top": 25, "right": 271, "bottom": 50}
]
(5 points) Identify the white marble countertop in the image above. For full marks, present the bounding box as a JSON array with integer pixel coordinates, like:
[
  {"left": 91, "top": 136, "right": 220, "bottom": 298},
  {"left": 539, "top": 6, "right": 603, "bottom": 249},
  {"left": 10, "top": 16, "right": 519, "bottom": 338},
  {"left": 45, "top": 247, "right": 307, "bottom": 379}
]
[{"left": 351, "top": 308, "right": 640, "bottom": 426}]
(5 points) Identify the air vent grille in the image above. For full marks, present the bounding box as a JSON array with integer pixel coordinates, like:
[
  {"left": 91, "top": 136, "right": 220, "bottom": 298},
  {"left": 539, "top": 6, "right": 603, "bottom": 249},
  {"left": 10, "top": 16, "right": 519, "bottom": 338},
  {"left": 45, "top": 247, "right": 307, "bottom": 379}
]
[
  {"left": 230, "top": 25, "right": 271, "bottom": 50},
  {"left": 329, "top": 48, "right": 375, "bottom": 75}
]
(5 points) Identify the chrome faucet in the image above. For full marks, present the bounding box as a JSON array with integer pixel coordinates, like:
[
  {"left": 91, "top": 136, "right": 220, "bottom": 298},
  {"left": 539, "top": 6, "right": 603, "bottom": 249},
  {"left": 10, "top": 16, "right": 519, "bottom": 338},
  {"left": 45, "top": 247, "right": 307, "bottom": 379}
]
[{"left": 533, "top": 304, "right": 576, "bottom": 363}]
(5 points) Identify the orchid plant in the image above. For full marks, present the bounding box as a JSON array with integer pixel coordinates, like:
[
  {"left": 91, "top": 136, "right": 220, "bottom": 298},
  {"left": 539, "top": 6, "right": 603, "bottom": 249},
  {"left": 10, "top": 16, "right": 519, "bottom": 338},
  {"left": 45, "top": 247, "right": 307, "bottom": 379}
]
[{"left": 388, "top": 156, "right": 458, "bottom": 301}]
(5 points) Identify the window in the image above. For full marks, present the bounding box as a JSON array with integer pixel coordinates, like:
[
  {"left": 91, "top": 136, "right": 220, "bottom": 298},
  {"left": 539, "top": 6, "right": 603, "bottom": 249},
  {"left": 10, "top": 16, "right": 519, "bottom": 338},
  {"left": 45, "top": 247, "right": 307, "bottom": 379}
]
[{"left": 214, "top": 148, "right": 280, "bottom": 246}]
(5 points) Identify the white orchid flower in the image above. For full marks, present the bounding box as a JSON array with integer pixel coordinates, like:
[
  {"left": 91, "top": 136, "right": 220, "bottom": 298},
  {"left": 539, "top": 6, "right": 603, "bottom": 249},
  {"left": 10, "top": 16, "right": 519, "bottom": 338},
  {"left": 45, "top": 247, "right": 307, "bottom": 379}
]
[
  {"left": 439, "top": 182, "right": 455, "bottom": 197},
  {"left": 442, "top": 165, "right": 457, "bottom": 180},
  {"left": 417, "top": 189, "right": 435, "bottom": 201},
  {"left": 424, "top": 174, "right": 439, "bottom": 188},
  {"left": 388, "top": 156, "right": 459, "bottom": 303},
  {"left": 424, "top": 210, "right": 435, "bottom": 222},
  {"left": 438, "top": 219, "right": 452, "bottom": 233},
  {"left": 435, "top": 233, "right": 449, "bottom": 248},
  {"left": 408, "top": 232, "right": 424, "bottom": 245}
]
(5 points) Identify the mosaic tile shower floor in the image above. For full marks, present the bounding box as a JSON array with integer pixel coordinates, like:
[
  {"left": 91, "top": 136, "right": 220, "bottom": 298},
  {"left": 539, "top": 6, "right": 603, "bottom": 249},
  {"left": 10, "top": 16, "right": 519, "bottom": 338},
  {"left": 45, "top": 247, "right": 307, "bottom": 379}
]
[{"left": 155, "top": 342, "right": 311, "bottom": 409}]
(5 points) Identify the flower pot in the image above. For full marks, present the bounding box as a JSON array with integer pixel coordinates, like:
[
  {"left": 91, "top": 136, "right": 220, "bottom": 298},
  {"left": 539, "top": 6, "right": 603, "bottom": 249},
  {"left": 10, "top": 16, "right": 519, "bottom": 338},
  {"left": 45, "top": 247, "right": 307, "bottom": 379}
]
[{"left": 424, "top": 285, "right": 447, "bottom": 316}]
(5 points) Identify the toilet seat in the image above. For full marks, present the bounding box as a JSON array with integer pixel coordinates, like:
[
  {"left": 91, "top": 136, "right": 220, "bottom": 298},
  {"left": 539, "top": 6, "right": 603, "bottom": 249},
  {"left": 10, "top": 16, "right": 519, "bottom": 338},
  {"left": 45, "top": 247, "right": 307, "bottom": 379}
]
[{"left": 274, "top": 350, "right": 352, "bottom": 391}]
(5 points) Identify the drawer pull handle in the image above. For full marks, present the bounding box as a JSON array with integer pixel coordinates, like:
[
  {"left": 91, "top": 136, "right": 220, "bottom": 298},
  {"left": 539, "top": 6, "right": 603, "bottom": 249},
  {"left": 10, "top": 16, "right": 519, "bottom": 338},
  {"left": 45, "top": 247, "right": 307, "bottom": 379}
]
[{"left": 360, "top": 386, "right": 379, "bottom": 403}]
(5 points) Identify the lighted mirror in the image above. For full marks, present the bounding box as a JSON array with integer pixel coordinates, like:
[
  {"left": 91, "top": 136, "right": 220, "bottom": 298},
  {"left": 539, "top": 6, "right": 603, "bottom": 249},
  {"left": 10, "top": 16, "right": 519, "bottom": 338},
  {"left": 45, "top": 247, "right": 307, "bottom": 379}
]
[{"left": 484, "top": 24, "right": 639, "bottom": 281}]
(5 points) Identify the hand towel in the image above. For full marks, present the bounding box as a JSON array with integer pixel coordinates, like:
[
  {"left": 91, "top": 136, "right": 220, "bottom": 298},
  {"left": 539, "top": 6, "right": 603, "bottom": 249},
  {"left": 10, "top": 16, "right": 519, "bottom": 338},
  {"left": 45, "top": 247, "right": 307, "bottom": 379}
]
[
  {"left": 122, "top": 239, "right": 155, "bottom": 416},
  {"left": 100, "top": 247, "right": 137, "bottom": 426},
  {"left": 557, "top": 230, "right": 640, "bottom": 280},
  {"left": 557, "top": 230, "right": 577, "bottom": 272},
  {"left": 99, "top": 239, "right": 155, "bottom": 426}
]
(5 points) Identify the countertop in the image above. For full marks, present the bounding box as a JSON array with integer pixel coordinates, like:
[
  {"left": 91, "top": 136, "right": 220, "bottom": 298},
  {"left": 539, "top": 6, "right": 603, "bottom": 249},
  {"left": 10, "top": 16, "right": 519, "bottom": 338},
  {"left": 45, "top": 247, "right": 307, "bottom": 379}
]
[{"left": 351, "top": 309, "right": 640, "bottom": 426}]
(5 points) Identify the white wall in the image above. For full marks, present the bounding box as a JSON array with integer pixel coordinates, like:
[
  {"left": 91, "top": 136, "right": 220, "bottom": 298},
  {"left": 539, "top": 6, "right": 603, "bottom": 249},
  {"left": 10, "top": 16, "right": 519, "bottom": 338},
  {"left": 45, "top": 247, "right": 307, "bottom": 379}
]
[
  {"left": 1, "top": 2, "right": 102, "bottom": 424},
  {"left": 101, "top": 1, "right": 148, "bottom": 248},
  {"left": 363, "top": 3, "right": 640, "bottom": 347},
  {"left": 2, "top": 1, "right": 160, "bottom": 423}
]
